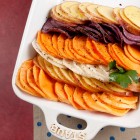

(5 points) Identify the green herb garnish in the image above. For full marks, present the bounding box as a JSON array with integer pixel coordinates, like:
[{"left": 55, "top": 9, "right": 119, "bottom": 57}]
[{"left": 109, "top": 61, "right": 139, "bottom": 88}]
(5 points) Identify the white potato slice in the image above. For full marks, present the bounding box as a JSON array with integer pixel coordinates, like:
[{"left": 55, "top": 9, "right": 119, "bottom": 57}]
[
  {"left": 78, "top": 2, "right": 93, "bottom": 20},
  {"left": 97, "top": 6, "right": 118, "bottom": 24},
  {"left": 124, "top": 6, "right": 140, "bottom": 28}
]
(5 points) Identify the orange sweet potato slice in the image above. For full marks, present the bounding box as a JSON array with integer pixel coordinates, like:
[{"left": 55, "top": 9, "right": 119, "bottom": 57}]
[
  {"left": 32, "top": 65, "right": 40, "bottom": 86},
  {"left": 27, "top": 67, "right": 47, "bottom": 98},
  {"left": 16, "top": 68, "right": 41, "bottom": 97},
  {"left": 85, "top": 38, "right": 106, "bottom": 65},
  {"left": 19, "top": 60, "right": 41, "bottom": 97},
  {"left": 73, "top": 88, "right": 92, "bottom": 110},
  {"left": 70, "top": 37, "right": 93, "bottom": 64},
  {"left": 98, "top": 93, "right": 136, "bottom": 109},
  {"left": 51, "top": 34, "right": 62, "bottom": 58},
  {"left": 108, "top": 43, "right": 129, "bottom": 68},
  {"left": 64, "top": 84, "right": 83, "bottom": 109},
  {"left": 93, "top": 93, "right": 130, "bottom": 116},
  {"left": 40, "top": 33, "right": 59, "bottom": 57},
  {"left": 112, "top": 44, "right": 140, "bottom": 75},
  {"left": 57, "top": 34, "right": 69, "bottom": 58},
  {"left": 92, "top": 40, "right": 112, "bottom": 64},
  {"left": 72, "top": 36, "right": 95, "bottom": 61},
  {"left": 55, "top": 82, "right": 70, "bottom": 104},
  {"left": 38, "top": 69, "right": 58, "bottom": 101},
  {"left": 64, "top": 39, "right": 76, "bottom": 61},
  {"left": 124, "top": 45, "right": 140, "bottom": 64},
  {"left": 106, "top": 93, "right": 138, "bottom": 105},
  {"left": 126, "top": 45, "right": 140, "bottom": 62},
  {"left": 83, "top": 92, "right": 107, "bottom": 112},
  {"left": 37, "top": 31, "right": 48, "bottom": 52},
  {"left": 63, "top": 38, "right": 75, "bottom": 60}
]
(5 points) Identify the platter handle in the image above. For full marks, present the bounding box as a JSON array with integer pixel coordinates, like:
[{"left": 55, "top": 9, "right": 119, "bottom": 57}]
[{"left": 41, "top": 106, "right": 107, "bottom": 140}]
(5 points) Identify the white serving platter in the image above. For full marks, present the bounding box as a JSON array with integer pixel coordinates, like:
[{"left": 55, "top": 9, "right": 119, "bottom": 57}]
[{"left": 12, "top": 0, "right": 140, "bottom": 139}]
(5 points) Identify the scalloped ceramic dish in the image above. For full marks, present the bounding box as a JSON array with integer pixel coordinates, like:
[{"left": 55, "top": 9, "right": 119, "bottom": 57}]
[{"left": 12, "top": 0, "right": 140, "bottom": 139}]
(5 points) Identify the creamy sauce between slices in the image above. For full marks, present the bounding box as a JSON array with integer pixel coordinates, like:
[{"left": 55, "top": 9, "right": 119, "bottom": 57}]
[{"left": 32, "top": 40, "right": 110, "bottom": 82}]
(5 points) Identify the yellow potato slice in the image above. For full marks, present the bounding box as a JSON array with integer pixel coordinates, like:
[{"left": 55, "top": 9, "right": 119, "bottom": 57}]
[
  {"left": 87, "top": 4, "right": 109, "bottom": 23},
  {"left": 68, "top": 3, "right": 88, "bottom": 21},
  {"left": 124, "top": 6, "right": 140, "bottom": 28},
  {"left": 119, "top": 8, "right": 140, "bottom": 35},
  {"left": 52, "top": 65, "right": 69, "bottom": 82},
  {"left": 78, "top": 2, "right": 93, "bottom": 20},
  {"left": 90, "top": 78, "right": 111, "bottom": 92},
  {"left": 59, "top": 68, "right": 75, "bottom": 84},
  {"left": 73, "top": 73, "right": 100, "bottom": 92},
  {"left": 97, "top": 6, "right": 118, "bottom": 24},
  {"left": 36, "top": 55, "right": 46, "bottom": 71}
]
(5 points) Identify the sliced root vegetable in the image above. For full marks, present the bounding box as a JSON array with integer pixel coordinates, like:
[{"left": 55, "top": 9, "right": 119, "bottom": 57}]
[
  {"left": 57, "top": 34, "right": 69, "bottom": 58},
  {"left": 64, "top": 84, "right": 83, "bottom": 109},
  {"left": 73, "top": 36, "right": 94, "bottom": 61},
  {"left": 86, "top": 4, "right": 104, "bottom": 23},
  {"left": 64, "top": 38, "right": 77, "bottom": 60},
  {"left": 108, "top": 43, "right": 129, "bottom": 69},
  {"left": 119, "top": 9, "right": 140, "bottom": 35},
  {"left": 85, "top": 38, "right": 106, "bottom": 65},
  {"left": 68, "top": 3, "right": 88, "bottom": 21},
  {"left": 83, "top": 92, "right": 107, "bottom": 112},
  {"left": 52, "top": 65, "right": 69, "bottom": 83},
  {"left": 112, "top": 43, "right": 140, "bottom": 75},
  {"left": 18, "top": 60, "right": 41, "bottom": 97},
  {"left": 37, "top": 32, "right": 48, "bottom": 52},
  {"left": 124, "top": 6, "right": 140, "bottom": 28},
  {"left": 126, "top": 45, "right": 140, "bottom": 62},
  {"left": 92, "top": 40, "right": 113, "bottom": 64},
  {"left": 98, "top": 93, "right": 136, "bottom": 109},
  {"left": 105, "top": 82, "right": 130, "bottom": 94},
  {"left": 40, "top": 33, "right": 58, "bottom": 57},
  {"left": 59, "top": 68, "right": 75, "bottom": 84},
  {"left": 27, "top": 67, "right": 47, "bottom": 98},
  {"left": 38, "top": 69, "right": 58, "bottom": 101},
  {"left": 43, "top": 58, "right": 61, "bottom": 81},
  {"left": 70, "top": 37, "right": 93, "bottom": 64},
  {"left": 73, "top": 88, "right": 92, "bottom": 110},
  {"left": 106, "top": 93, "right": 138, "bottom": 105},
  {"left": 78, "top": 2, "right": 93, "bottom": 20},
  {"left": 32, "top": 65, "right": 40, "bottom": 86},
  {"left": 92, "top": 94, "right": 130, "bottom": 116},
  {"left": 36, "top": 55, "right": 46, "bottom": 71},
  {"left": 16, "top": 68, "right": 41, "bottom": 97},
  {"left": 124, "top": 45, "right": 140, "bottom": 64},
  {"left": 90, "top": 78, "right": 111, "bottom": 92},
  {"left": 73, "top": 73, "right": 100, "bottom": 92},
  {"left": 52, "top": 34, "right": 62, "bottom": 58},
  {"left": 97, "top": 6, "right": 118, "bottom": 24},
  {"left": 55, "top": 82, "right": 70, "bottom": 104}
]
